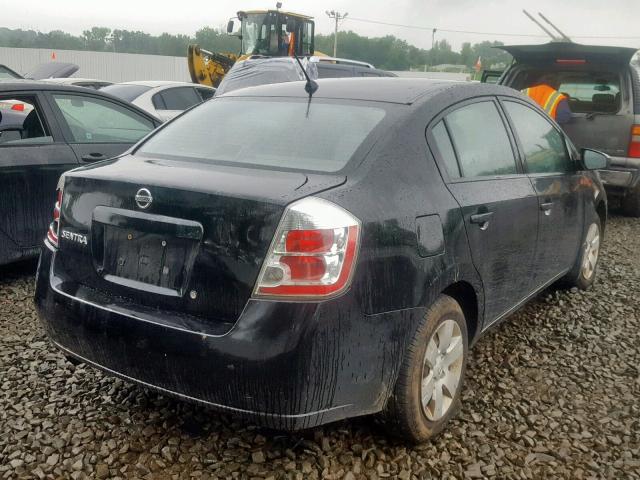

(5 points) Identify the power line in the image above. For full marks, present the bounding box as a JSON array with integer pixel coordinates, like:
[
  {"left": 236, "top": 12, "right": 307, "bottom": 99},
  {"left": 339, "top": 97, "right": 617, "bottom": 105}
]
[{"left": 345, "top": 16, "right": 640, "bottom": 40}]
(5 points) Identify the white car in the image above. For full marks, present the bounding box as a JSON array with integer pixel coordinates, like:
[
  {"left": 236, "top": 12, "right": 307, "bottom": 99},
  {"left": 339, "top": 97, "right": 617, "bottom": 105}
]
[
  {"left": 41, "top": 77, "right": 113, "bottom": 90},
  {"left": 101, "top": 81, "right": 215, "bottom": 122}
]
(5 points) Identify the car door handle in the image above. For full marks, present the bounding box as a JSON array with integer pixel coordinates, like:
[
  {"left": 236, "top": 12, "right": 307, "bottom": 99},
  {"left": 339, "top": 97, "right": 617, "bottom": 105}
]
[
  {"left": 470, "top": 211, "right": 494, "bottom": 230},
  {"left": 81, "top": 153, "right": 107, "bottom": 162},
  {"left": 540, "top": 202, "right": 553, "bottom": 215}
]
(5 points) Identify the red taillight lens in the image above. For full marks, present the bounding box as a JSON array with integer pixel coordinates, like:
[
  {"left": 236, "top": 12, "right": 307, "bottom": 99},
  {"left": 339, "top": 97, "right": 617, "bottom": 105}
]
[
  {"left": 47, "top": 187, "right": 63, "bottom": 247},
  {"left": 629, "top": 125, "right": 640, "bottom": 159},
  {"left": 11, "top": 103, "right": 25, "bottom": 111},
  {"left": 281, "top": 255, "right": 326, "bottom": 280},
  {"left": 285, "top": 229, "right": 335, "bottom": 253},
  {"left": 254, "top": 198, "right": 361, "bottom": 299}
]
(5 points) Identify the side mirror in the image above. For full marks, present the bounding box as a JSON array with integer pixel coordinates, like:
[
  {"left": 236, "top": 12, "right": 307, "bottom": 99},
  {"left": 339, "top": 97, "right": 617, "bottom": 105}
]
[
  {"left": 581, "top": 148, "right": 609, "bottom": 170},
  {"left": 226, "top": 20, "right": 234, "bottom": 34}
]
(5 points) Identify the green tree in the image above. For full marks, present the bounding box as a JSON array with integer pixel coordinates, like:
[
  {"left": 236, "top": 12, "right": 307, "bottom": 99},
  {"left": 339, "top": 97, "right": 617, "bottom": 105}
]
[{"left": 82, "top": 27, "right": 111, "bottom": 51}]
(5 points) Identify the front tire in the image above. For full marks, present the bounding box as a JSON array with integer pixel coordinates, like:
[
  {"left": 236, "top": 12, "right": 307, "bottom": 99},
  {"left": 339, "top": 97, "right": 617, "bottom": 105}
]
[
  {"left": 380, "top": 295, "right": 468, "bottom": 442},
  {"left": 562, "top": 216, "right": 602, "bottom": 290}
]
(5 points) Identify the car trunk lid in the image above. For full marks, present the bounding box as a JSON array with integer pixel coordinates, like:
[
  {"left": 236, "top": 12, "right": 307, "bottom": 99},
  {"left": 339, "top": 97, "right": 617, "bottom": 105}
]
[
  {"left": 498, "top": 42, "right": 638, "bottom": 66},
  {"left": 55, "top": 154, "right": 345, "bottom": 326}
]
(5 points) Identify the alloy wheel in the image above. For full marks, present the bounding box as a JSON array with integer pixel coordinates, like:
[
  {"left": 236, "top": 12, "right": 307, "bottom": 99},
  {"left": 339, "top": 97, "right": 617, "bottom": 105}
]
[
  {"left": 421, "top": 319, "right": 464, "bottom": 421},
  {"left": 581, "top": 223, "right": 600, "bottom": 280}
]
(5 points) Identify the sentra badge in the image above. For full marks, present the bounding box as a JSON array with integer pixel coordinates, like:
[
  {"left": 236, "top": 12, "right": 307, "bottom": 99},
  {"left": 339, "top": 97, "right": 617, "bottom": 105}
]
[{"left": 61, "top": 230, "right": 88, "bottom": 246}]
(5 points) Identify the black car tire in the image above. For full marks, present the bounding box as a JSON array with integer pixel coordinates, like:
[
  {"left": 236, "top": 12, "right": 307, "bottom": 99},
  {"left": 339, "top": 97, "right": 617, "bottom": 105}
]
[
  {"left": 561, "top": 214, "right": 602, "bottom": 290},
  {"left": 621, "top": 185, "right": 640, "bottom": 217},
  {"left": 380, "top": 294, "right": 468, "bottom": 443}
]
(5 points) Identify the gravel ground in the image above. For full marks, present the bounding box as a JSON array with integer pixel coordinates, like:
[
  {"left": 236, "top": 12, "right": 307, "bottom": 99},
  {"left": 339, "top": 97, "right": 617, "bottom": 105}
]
[{"left": 1, "top": 215, "right": 639, "bottom": 480}]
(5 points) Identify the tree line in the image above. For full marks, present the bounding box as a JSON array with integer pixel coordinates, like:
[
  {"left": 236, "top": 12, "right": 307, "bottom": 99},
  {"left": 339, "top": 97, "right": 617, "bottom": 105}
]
[{"left": 0, "top": 26, "right": 512, "bottom": 71}]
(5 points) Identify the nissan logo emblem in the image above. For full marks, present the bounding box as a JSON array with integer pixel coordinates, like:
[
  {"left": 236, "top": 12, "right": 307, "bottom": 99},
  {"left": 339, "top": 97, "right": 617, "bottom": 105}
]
[{"left": 135, "top": 188, "right": 153, "bottom": 209}]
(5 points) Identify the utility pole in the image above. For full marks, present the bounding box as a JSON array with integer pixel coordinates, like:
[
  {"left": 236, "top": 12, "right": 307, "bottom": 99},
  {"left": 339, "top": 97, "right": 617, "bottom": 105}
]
[
  {"left": 430, "top": 28, "right": 437, "bottom": 67},
  {"left": 325, "top": 10, "right": 348, "bottom": 57}
]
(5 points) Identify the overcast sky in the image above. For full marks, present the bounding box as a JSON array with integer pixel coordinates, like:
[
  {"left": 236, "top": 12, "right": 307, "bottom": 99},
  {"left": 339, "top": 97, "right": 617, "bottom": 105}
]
[{"left": 4, "top": 0, "right": 640, "bottom": 51}]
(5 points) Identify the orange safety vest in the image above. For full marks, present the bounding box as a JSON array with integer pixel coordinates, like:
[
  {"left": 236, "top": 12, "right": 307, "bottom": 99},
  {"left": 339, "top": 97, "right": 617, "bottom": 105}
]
[{"left": 521, "top": 84, "right": 567, "bottom": 120}]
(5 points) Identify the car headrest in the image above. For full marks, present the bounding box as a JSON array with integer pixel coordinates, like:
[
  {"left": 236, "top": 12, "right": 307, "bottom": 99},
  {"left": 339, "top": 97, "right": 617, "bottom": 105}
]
[{"left": 592, "top": 93, "right": 615, "bottom": 104}]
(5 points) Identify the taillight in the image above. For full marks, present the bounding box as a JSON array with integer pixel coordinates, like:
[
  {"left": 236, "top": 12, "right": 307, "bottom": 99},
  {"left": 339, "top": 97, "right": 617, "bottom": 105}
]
[
  {"left": 629, "top": 125, "right": 640, "bottom": 159},
  {"left": 11, "top": 103, "right": 25, "bottom": 111},
  {"left": 47, "top": 178, "right": 64, "bottom": 247},
  {"left": 253, "top": 197, "right": 361, "bottom": 299}
]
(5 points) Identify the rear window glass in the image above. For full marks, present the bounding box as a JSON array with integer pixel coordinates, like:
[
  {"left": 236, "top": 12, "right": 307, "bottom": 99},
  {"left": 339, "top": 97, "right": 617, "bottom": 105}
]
[
  {"left": 101, "top": 84, "right": 152, "bottom": 102},
  {"left": 136, "top": 98, "right": 386, "bottom": 172},
  {"left": 517, "top": 71, "right": 621, "bottom": 114}
]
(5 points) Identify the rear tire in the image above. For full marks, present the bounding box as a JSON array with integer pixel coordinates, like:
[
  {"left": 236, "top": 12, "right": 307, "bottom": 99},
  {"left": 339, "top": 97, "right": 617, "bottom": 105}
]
[
  {"left": 621, "top": 185, "right": 640, "bottom": 217},
  {"left": 380, "top": 295, "right": 468, "bottom": 443},
  {"left": 561, "top": 215, "right": 601, "bottom": 290}
]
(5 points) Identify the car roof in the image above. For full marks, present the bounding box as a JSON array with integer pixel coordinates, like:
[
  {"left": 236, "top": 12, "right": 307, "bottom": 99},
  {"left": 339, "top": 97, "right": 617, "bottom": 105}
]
[
  {"left": 116, "top": 80, "right": 211, "bottom": 89},
  {"left": 220, "top": 77, "right": 513, "bottom": 105},
  {"left": 0, "top": 79, "right": 161, "bottom": 122},
  {"left": 0, "top": 80, "right": 109, "bottom": 92},
  {"left": 41, "top": 78, "right": 112, "bottom": 84}
]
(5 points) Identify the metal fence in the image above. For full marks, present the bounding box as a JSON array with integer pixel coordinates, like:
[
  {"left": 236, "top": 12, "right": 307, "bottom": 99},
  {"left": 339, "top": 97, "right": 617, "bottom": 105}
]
[{"left": 0, "top": 47, "right": 190, "bottom": 83}]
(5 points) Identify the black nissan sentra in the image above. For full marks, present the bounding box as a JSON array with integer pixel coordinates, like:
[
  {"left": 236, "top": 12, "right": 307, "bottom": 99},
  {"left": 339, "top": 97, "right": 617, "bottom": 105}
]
[{"left": 35, "top": 78, "right": 608, "bottom": 442}]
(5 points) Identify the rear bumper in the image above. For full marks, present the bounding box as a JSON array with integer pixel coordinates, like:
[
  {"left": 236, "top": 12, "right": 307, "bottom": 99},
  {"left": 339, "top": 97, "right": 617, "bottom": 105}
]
[
  {"left": 598, "top": 156, "right": 640, "bottom": 193},
  {"left": 35, "top": 244, "right": 423, "bottom": 430}
]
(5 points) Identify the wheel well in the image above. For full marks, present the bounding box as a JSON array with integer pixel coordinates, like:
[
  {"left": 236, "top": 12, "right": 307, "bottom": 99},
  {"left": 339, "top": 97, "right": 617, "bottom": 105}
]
[
  {"left": 596, "top": 201, "right": 606, "bottom": 236},
  {"left": 442, "top": 281, "right": 479, "bottom": 341}
]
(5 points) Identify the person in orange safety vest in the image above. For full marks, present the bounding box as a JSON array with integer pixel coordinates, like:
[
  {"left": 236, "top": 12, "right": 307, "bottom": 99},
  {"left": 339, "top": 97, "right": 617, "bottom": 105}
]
[{"left": 522, "top": 78, "right": 571, "bottom": 124}]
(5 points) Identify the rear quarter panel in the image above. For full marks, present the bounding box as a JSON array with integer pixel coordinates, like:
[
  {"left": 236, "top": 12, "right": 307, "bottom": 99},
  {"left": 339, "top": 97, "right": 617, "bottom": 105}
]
[{"left": 318, "top": 100, "right": 483, "bottom": 325}]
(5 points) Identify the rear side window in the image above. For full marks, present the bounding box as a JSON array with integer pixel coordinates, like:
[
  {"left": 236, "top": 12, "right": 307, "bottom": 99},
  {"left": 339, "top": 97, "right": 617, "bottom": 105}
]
[
  {"left": 153, "top": 87, "right": 201, "bottom": 111},
  {"left": 445, "top": 102, "right": 517, "bottom": 177},
  {"left": 137, "top": 98, "right": 386, "bottom": 172},
  {"left": 52, "top": 94, "right": 154, "bottom": 143},
  {"left": 196, "top": 87, "right": 215, "bottom": 101},
  {"left": 431, "top": 121, "right": 460, "bottom": 179},
  {"left": 504, "top": 101, "right": 570, "bottom": 174}
]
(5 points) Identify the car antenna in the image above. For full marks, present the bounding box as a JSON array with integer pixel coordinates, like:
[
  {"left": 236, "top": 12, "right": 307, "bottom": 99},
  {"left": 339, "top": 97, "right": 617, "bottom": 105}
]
[
  {"left": 293, "top": 53, "right": 318, "bottom": 96},
  {"left": 293, "top": 52, "right": 318, "bottom": 104}
]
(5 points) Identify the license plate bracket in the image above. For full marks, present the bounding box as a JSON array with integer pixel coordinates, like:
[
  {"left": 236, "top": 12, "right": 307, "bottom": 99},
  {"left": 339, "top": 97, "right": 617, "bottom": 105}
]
[{"left": 92, "top": 207, "right": 203, "bottom": 297}]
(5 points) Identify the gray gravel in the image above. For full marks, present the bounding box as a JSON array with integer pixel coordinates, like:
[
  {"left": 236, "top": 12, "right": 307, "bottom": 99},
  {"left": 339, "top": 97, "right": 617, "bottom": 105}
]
[{"left": 1, "top": 215, "right": 639, "bottom": 480}]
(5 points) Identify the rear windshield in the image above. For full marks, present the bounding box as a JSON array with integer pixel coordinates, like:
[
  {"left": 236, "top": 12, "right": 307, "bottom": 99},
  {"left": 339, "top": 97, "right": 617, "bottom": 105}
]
[
  {"left": 136, "top": 98, "right": 386, "bottom": 172},
  {"left": 101, "top": 84, "right": 152, "bottom": 102},
  {"left": 515, "top": 70, "right": 622, "bottom": 114}
]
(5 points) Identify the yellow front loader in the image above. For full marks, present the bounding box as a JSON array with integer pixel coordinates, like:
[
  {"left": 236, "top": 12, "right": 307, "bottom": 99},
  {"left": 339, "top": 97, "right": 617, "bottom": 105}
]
[{"left": 187, "top": 9, "right": 316, "bottom": 87}]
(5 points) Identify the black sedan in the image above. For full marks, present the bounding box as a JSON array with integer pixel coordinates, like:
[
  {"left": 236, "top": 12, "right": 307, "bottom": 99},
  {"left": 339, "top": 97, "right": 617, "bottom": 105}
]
[
  {"left": 0, "top": 81, "right": 161, "bottom": 266},
  {"left": 35, "top": 78, "right": 607, "bottom": 442}
]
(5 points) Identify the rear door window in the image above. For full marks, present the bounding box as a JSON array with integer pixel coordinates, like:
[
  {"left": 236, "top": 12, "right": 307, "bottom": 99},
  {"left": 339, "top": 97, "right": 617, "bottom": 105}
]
[
  {"left": 445, "top": 101, "right": 517, "bottom": 177},
  {"left": 154, "top": 87, "right": 202, "bottom": 111},
  {"left": 503, "top": 101, "right": 571, "bottom": 174},
  {"left": 196, "top": 87, "right": 215, "bottom": 101},
  {"left": 52, "top": 93, "right": 154, "bottom": 143}
]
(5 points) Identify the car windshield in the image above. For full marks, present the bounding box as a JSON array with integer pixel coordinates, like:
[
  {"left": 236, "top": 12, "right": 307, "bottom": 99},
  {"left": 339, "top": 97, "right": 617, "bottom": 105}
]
[
  {"left": 136, "top": 98, "right": 387, "bottom": 172},
  {"left": 101, "top": 84, "right": 152, "bottom": 102}
]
